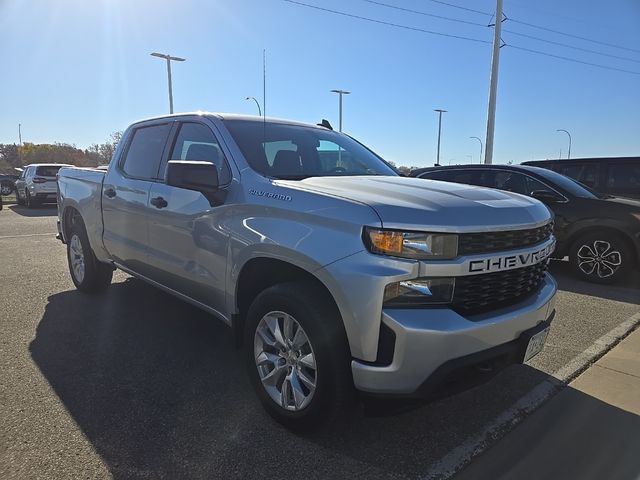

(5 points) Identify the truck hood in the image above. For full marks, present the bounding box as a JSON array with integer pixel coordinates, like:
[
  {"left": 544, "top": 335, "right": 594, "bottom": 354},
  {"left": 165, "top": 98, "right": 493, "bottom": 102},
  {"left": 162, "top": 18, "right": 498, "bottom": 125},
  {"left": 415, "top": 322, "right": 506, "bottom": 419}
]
[{"left": 279, "top": 176, "right": 552, "bottom": 232}]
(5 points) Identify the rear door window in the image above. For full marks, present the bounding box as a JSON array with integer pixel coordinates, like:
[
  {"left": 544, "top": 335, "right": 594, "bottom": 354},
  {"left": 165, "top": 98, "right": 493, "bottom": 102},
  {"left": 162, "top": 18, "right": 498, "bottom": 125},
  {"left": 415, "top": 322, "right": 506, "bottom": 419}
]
[
  {"left": 418, "top": 170, "right": 454, "bottom": 181},
  {"left": 121, "top": 124, "right": 172, "bottom": 180},
  {"left": 482, "top": 171, "right": 528, "bottom": 194},
  {"left": 450, "top": 170, "right": 479, "bottom": 185}
]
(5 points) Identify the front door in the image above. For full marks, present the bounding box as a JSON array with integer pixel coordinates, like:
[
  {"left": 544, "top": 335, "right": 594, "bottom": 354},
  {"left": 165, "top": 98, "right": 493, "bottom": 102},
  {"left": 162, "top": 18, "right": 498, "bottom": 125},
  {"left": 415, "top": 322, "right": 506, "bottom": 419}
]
[{"left": 146, "top": 121, "right": 234, "bottom": 316}]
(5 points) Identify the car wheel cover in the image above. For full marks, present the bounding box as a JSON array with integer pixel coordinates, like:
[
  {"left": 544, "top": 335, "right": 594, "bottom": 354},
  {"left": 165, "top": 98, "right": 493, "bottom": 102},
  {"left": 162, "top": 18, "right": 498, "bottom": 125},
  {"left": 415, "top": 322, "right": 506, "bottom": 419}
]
[
  {"left": 254, "top": 311, "right": 317, "bottom": 411},
  {"left": 577, "top": 240, "right": 622, "bottom": 279},
  {"left": 0, "top": 185, "right": 10, "bottom": 195},
  {"left": 69, "top": 234, "right": 85, "bottom": 283}
]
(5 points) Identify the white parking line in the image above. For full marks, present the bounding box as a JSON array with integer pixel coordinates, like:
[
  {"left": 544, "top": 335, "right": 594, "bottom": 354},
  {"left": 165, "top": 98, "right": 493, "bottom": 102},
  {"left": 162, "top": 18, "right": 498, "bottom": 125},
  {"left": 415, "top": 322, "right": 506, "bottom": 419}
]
[
  {"left": 0, "top": 233, "right": 56, "bottom": 240},
  {"left": 424, "top": 311, "right": 640, "bottom": 480}
]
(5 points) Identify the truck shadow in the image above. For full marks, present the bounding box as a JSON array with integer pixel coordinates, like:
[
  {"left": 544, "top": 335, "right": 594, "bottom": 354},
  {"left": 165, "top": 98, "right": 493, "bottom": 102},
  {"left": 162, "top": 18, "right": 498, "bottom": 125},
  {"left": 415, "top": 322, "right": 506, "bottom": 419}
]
[
  {"left": 9, "top": 204, "right": 58, "bottom": 217},
  {"left": 28, "top": 278, "right": 587, "bottom": 479},
  {"left": 549, "top": 259, "right": 640, "bottom": 305}
]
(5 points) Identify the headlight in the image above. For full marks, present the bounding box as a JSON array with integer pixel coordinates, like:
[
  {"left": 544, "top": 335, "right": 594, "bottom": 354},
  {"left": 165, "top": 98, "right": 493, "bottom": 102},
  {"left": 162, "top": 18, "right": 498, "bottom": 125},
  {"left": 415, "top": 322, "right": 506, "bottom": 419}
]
[
  {"left": 384, "top": 277, "right": 455, "bottom": 306},
  {"left": 363, "top": 227, "right": 458, "bottom": 259}
]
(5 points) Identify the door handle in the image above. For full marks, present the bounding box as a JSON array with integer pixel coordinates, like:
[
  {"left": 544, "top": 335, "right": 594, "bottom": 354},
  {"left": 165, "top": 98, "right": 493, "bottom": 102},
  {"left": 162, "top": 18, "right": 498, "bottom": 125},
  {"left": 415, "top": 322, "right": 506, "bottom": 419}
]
[
  {"left": 104, "top": 187, "right": 116, "bottom": 198},
  {"left": 150, "top": 196, "right": 168, "bottom": 209}
]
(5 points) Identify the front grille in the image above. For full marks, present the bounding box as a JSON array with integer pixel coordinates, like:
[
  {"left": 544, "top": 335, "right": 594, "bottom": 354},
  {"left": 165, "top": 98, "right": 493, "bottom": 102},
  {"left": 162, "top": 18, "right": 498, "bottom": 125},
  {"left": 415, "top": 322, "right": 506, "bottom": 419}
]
[
  {"left": 452, "top": 262, "right": 548, "bottom": 316},
  {"left": 458, "top": 223, "right": 553, "bottom": 256}
]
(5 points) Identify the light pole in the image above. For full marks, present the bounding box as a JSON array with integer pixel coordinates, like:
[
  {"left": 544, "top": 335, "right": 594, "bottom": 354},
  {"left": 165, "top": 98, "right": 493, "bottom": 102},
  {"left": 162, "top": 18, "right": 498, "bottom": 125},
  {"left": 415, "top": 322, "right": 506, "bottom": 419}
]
[
  {"left": 434, "top": 109, "right": 447, "bottom": 166},
  {"left": 466, "top": 154, "right": 473, "bottom": 163},
  {"left": 150, "top": 52, "right": 186, "bottom": 114},
  {"left": 245, "top": 96, "right": 262, "bottom": 117},
  {"left": 330, "top": 89, "right": 350, "bottom": 132},
  {"left": 556, "top": 129, "right": 572, "bottom": 159},
  {"left": 18, "top": 123, "right": 22, "bottom": 145},
  {"left": 470, "top": 136, "right": 483, "bottom": 164}
]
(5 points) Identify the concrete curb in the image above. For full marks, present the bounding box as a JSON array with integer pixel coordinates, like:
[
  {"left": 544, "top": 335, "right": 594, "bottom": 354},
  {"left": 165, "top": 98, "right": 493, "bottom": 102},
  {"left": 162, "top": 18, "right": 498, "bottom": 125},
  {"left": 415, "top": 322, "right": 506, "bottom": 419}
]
[{"left": 424, "top": 312, "right": 640, "bottom": 480}]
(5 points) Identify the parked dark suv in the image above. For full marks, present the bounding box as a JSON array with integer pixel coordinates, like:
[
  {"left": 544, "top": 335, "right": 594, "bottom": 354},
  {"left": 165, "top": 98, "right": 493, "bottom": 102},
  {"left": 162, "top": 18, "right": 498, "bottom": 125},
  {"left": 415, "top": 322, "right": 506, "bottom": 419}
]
[
  {"left": 0, "top": 174, "right": 19, "bottom": 196},
  {"left": 411, "top": 164, "right": 640, "bottom": 284},
  {"left": 522, "top": 157, "right": 640, "bottom": 200}
]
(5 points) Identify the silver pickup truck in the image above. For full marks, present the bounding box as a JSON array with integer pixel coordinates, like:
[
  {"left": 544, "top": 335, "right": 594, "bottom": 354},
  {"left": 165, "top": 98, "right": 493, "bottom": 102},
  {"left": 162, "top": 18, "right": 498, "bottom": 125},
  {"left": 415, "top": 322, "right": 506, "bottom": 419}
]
[{"left": 57, "top": 113, "right": 557, "bottom": 430}]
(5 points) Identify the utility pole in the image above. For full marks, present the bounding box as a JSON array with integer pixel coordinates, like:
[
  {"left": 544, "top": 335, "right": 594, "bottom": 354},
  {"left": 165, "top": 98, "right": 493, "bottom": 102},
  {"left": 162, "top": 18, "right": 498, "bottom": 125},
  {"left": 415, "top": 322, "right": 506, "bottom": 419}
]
[
  {"left": 556, "top": 129, "right": 572, "bottom": 159},
  {"left": 331, "top": 89, "right": 350, "bottom": 132},
  {"left": 434, "top": 109, "right": 447, "bottom": 166},
  {"left": 470, "top": 136, "right": 483, "bottom": 163},
  {"left": 263, "top": 49, "right": 266, "bottom": 119},
  {"left": 484, "top": 0, "right": 503, "bottom": 164},
  {"left": 150, "top": 52, "right": 186, "bottom": 114},
  {"left": 18, "top": 124, "right": 22, "bottom": 145}
]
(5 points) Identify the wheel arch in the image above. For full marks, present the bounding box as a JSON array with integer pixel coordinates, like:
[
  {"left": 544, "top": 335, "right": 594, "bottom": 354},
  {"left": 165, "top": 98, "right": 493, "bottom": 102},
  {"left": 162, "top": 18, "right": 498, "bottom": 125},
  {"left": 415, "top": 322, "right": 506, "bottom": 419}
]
[{"left": 233, "top": 257, "right": 343, "bottom": 348}]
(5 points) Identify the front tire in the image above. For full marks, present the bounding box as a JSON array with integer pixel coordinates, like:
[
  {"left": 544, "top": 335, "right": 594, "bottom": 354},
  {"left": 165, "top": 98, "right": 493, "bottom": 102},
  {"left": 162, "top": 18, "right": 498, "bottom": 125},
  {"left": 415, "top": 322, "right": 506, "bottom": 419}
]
[
  {"left": 569, "top": 232, "right": 632, "bottom": 284},
  {"left": 243, "top": 282, "right": 355, "bottom": 431},
  {"left": 67, "top": 216, "right": 113, "bottom": 293}
]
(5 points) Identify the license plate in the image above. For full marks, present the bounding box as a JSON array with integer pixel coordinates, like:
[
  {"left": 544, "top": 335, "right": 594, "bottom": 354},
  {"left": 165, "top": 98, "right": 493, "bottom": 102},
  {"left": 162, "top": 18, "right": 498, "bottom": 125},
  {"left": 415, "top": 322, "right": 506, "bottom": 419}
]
[{"left": 523, "top": 327, "right": 549, "bottom": 362}]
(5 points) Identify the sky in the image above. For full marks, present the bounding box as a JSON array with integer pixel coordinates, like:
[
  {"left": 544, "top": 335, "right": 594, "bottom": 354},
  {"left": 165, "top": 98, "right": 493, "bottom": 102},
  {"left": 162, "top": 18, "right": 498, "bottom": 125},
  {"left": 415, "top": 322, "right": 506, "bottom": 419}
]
[{"left": 0, "top": 0, "right": 639, "bottom": 167}]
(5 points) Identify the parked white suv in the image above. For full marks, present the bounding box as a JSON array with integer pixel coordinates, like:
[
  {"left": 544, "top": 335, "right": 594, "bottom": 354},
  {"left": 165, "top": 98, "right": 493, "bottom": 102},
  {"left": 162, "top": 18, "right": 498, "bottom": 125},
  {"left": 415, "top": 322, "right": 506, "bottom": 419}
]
[{"left": 16, "top": 164, "right": 72, "bottom": 208}]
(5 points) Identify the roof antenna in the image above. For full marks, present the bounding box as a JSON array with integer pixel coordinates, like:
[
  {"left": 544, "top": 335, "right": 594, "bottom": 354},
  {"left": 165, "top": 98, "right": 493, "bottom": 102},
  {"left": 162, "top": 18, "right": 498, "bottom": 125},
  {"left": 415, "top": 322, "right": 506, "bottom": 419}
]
[{"left": 317, "top": 119, "right": 333, "bottom": 130}]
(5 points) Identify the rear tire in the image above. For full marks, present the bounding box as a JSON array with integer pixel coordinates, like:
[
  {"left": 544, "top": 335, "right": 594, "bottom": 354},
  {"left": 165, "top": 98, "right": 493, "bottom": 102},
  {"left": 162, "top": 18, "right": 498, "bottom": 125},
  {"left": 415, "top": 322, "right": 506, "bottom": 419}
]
[
  {"left": 243, "top": 282, "right": 355, "bottom": 432},
  {"left": 16, "top": 189, "right": 25, "bottom": 205},
  {"left": 25, "top": 190, "right": 38, "bottom": 209},
  {"left": 569, "top": 231, "right": 632, "bottom": 284},
  {"left": 67, "top": 215, "right": 113, "bottom": 293}
]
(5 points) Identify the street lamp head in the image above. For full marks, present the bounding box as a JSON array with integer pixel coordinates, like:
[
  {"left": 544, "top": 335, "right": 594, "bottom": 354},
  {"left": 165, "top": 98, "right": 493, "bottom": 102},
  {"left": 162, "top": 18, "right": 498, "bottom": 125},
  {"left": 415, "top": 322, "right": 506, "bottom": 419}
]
[
  {"left": 331, "top": 89, "right": 351, "bottom": 95},
  {"left": 434, "top": 109, "right": 447, "bottom": 113},
  {"left": 150, "top": 52, "right": 186, "bottom": 62}
]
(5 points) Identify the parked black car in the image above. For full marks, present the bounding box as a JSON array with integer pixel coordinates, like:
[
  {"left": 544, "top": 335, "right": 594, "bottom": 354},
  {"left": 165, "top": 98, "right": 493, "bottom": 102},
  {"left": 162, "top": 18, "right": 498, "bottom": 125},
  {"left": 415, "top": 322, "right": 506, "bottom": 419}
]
[
  {"left": 0, "top": 174, "right": 19, "bottom": 196},
  {"left": 522, "top": 157, "right": 640, "bottom": 200},
  {"left": 411, "top": 164, "right": 640, "bottom": 284}
]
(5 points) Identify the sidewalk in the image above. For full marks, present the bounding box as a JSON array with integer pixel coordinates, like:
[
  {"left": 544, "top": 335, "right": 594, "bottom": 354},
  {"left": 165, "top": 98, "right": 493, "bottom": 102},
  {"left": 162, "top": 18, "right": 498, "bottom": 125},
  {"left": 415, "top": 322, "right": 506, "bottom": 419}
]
[{"left": 456, "top": 326, "right": 640, "bottom": 480}]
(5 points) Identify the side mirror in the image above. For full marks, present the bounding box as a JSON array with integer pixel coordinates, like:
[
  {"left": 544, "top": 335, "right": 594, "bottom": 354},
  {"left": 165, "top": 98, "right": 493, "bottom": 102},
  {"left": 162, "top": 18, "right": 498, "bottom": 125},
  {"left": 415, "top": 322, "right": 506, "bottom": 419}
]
[
  {"left": 530, "top": 190, "right": 564, "bottom": 204},
  {"left": 166, "top": 160, "right": 225, "bottom": 205}
]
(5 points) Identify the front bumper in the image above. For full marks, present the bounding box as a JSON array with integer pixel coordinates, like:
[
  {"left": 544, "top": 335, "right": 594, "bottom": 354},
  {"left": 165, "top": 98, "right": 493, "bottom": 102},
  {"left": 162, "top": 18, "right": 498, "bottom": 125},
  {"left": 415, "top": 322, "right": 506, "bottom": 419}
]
[{"left": 351, "top": 273, "right": 557, "bottom": 396}]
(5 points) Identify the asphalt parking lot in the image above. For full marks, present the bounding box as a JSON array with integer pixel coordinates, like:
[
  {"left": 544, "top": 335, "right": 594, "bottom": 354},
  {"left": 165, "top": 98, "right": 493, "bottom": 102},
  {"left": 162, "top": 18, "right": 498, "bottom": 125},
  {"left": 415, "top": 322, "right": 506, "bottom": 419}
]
[{"left": 1, "top": 204, "right": 639, "bottom": 480}]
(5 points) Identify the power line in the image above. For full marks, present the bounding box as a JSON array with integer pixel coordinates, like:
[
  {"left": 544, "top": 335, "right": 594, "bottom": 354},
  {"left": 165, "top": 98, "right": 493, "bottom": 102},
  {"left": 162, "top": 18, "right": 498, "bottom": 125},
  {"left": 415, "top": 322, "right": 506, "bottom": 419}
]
[
  {"left": 282, "top": 0, "right": 640, "bottom": 75},
  {"left": 363, "top": 0, "right": 486, "bottom": 28},
  {"left": 369, "top": 0, "right": 640, "bottom": 55},
  {"left": 419, "top": 0, "right": 491, "bottom": 17},
  {"left": 509, "top": 18, "right": 640, "bottom": 55},
  {"left": 503, "top": 29, "right": 640, "bottom": 64},
  {"left": 282, "top": 0, "right": 491, "bottom": 44},
  {"left": 508, "top": 44, "right": 640, "bottom": 75},
  {"left": 366, "top": 0, "right": 640, "bottom": 64}
]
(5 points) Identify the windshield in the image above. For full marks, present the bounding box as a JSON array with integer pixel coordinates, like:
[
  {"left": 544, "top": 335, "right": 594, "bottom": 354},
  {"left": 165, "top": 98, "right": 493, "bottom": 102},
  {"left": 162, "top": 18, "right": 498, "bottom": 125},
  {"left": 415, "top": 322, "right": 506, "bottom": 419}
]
[
  {"left": 223, "top": 119, "right": 398, "bottom": 179},
  {"left": 524, "top": 166, "right": 601, "bottom": 199}
]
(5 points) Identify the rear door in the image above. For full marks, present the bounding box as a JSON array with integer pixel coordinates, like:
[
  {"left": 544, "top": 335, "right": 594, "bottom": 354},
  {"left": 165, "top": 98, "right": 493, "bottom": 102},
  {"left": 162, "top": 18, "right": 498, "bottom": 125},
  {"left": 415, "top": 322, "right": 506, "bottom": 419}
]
[
  {"left": 146, "top": 120, "right": 234, "bottom": 314},
  {"left": 102, "top": 121, "right": 173, "bottom": 275}
]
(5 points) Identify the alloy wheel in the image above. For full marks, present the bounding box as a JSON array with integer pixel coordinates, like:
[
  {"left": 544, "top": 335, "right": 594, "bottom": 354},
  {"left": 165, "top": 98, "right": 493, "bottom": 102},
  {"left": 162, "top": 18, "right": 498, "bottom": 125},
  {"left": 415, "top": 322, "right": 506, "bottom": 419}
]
[
  {"left": 577, "top": 240, "right": 622, "bottom": 279},
  {"left": 69, "top": 234, "right": 85, "bottom": 283},
  {"left": 254, "top": 311, "right": 317, "bottom": 411}
]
